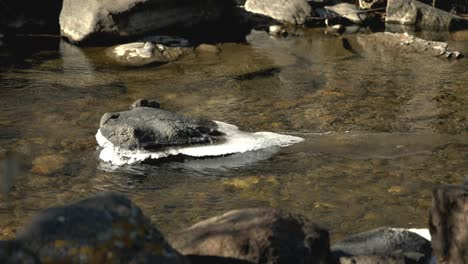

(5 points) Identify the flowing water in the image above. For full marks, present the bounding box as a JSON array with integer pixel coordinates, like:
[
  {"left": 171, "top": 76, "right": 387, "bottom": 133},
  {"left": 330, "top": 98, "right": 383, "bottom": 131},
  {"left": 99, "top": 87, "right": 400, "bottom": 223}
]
[{"left": 0, "top": 29, "right": 467, "bottom": 241}]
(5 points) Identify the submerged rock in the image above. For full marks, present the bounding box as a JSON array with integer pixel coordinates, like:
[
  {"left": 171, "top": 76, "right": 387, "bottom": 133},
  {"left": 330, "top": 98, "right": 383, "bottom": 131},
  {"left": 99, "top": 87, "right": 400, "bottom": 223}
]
[
  {"left": 16, "top": 193, "right": 188, "bottom": 264},
  {"left": 169, "top": 208, "right": 330, "bottom": 264},
  {"left": 108, "top": 42, "right": 191, "bottom": 67},
  {"left": 59, "top": 0, "right": 235, "bottom": 43},
  {"left": 99, "top": 100, "right": 221, "bottom": 150},
  {"left": 244, "top": 0, "right": 313, "bottom": 25},
  {"left": 430, "top": 184, "right": 468, "bottom": 264},
  {"left": 0, "top": 241, "right": 40, "bottom": 264},
  {"left": 332, "top": 227, "right": 432, "bottom": 264},
  {"left": 386, "top": 0, "right": 468, "bottom": 31}
]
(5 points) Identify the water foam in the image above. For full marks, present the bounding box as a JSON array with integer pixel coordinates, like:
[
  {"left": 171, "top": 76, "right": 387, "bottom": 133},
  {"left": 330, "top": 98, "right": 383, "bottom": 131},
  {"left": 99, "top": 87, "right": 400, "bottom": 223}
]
[{"left": 96, "top": 121, "right": 304, "bottom": 166}]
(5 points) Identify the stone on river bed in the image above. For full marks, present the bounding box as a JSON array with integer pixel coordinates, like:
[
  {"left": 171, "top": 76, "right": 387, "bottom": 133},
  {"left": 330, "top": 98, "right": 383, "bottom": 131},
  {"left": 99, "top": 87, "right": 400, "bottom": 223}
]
[
  {"left": 97, "top": 99, "right": 303, "bottom": 165},
  {"left": 15, "top": 193, "right": 188, "bottom": 263},
  {"left": 169, "top": 207, "right": 330, "bottom": 264}
]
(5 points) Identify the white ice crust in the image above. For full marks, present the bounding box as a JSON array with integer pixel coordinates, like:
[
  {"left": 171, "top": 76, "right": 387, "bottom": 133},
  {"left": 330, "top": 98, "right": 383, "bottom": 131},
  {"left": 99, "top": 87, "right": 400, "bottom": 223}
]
[{"left": 96, "top": 121, "right": 304, "bottom": 166}]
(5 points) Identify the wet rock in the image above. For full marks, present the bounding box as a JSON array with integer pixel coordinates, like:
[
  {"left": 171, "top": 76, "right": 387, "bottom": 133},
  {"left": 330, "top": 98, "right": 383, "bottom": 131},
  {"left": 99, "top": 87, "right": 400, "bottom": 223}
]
[
  {"left": 16, "top": 192, "right": 188, "bottom": 264},
  {"left": 244, "top": 0, "right": 313, "bottom": 25},
  {"left": 59, "top": 0, "right": 235, "bottom": 43},
  {"left": 316, "top": 3, "right": 367, "bottom": 25},
  {"left": 269, "top": 25, "right": 288, "bottom": 37},
  {"left": 108, "top": 42, "right": 191, "bottom": 67},
  {"left": 31, "top": 155, "right": 66, "bottom": 175},
  {"left": 130, "top": 98, "right": 161, "bottom": 110},
  {"left": 358, "top": 0, "right": 386, "bottom": 10},
  {"left": 332, "top": 227, "right": 432, "bottom": 264},
  {"left": 385, "top": 0, "right": 468, "bottom": 31},
  {"left": 169, "top": 207, "right": 330, "bottom": 264},
  {"left": 99, "top": 99, "right": 222, "bottom": 150},
  {"left": 338, "top": 255, "right": 407, "bottom": 264},
  {"left": 0, "top": 241, "right": 40, "bottom": 264},
  {"left": 429, "top": 184, "right": 468, "bottom": 264},
  {"left": 358, "top": 32, "right": 464, "bottom": 59},
  {"left": 195, "top": 44, "right": 221, "bottom": 54}
]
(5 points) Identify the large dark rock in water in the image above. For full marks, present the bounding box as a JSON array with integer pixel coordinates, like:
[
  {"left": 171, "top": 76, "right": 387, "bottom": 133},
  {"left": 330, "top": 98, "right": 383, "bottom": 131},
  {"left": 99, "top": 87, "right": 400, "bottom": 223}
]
[
  {"left": 169, "top": 208, "right": 330, "bottom": 264},
  {"left": 385, "top": 0, "right": 468, "bottom": 31},
  {"left": 16, "top": 192, "right": 188, "bottom": 264},
  {"left": 244, "top": 0, "right": 313, "bottom": 25},
  {"left": 331, "top": 227, "right": 432, "bottom": 264},
  {"left": 59, "top": 0, "right": 236, "bottom": 44},
  {"left": 429, "top": 184, "right": 468, "bottom": 264},
  {"left": 99, "top": 99, "right": 222, "bottom": 150},
  {"left": 0, "top": 241, "right": 40, "bottom": 264}
]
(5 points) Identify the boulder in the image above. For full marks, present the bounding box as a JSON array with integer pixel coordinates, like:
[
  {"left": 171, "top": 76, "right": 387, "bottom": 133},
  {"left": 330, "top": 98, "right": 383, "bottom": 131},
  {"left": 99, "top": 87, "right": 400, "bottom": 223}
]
[
  {"left": 99, "top": 99, "right": 222, "bottom": 150},
  {"left": 169, "top": 208, "right": 330, "bottom": 264},
  {"left": 429, "top": 185, "right": 468, "bottom": 264},
  {"left": 244, "top": 0, "right": 312, "bottom": 25},
  {"left": 316, "top": 3, "right": 367, "bottom": 25},
  {"left": 358, "top": 0, "right": 386, "bottom": 10},
  {"left": 0, "top": 241, "right": 40, "bottom": 264},
  {"left": 108, "top": 42, "right": 191, "bottom": 67},
  {"left": 385, "top": 0, "right": 468, "bottom": 31},
  {"left": 16, "top": 192, "right": 188, "bottom": 264},
  {"left": 59, "top": 0, "right": 236, "bottom": 44},
  {"left": 331, "top": 227, "right": 432, "bottom": 264}
]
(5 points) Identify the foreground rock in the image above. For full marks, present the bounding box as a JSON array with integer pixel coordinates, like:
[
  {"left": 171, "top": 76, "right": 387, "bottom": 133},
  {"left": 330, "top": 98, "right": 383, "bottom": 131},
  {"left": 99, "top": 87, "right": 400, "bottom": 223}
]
[
  {"left": 244, "top": 0, "right": 312, "bottom": 25},
  {"left": 16, "top": 193, "right": 188, "bottom": 264},
  {"left": 332, "top": 227, "right": 432, "bottom": 264},
  {"left": 99, "top": 99, "right": 222, "bottom": 150},
  {"left": 358, "top": 32, "right": 464, "bottom": 59},
  {"left": 386, "top": 0, "right": 468, "bottom": 31},
  {"left": 60, "top": 0, "right": 235, "bottom": 43},
  {"left": 108, "top": 42, "right": 191, "bottom": 67},
  {"left": 430, "top": 184, "right": 468, "bottom": 264},
  {"left": 169, "top": 208, "right": 330, "bottom": 264}
]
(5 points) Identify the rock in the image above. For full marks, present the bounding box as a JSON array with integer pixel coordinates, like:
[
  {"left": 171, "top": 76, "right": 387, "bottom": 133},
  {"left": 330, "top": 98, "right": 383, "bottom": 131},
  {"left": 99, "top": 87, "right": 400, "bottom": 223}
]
[
  {"left": 99, "top": 100, "right": 222, "bottom": 150},
  {"left": 31, "top": 155, "right": 66, "bottom": 175},
  {"left": 59, "top": 0, "right": 235, "bottom": 43},
  {"left": 16, "top": 192, "right": 188, "bottom": 264},
  {"left": 269, "top": 25, "right": 288, "bottom": 37},
  {"left": 169, "top": 207, "right": 330, "bottom": 264},
  {"left": 429, "top": 184, "right": 468, "bottom": 264},
  {"left": 358, "top": 32, "right": 464, "bottom": 59},
  {"left": 331, "top": 227, "right": 432, "bottom": 264},
  {"left": 316, "top": 3, "right": 367, "bottom": 25},
  {"left": 358, "top": 0, "right": 386, "bottom": 10},
  {"left": 385, "top": 0, "right": 468, "bottom": 31},
  {"left": 109, "top": 42, "right": 191, "bottom": 67},
  {"left": 195, "top": 44, "right": 221, "bottom": 54},
  {"left": 142, "top": 36, "right": 190, "bottom": 47},
  {"left": 338, "top": 255, "right": 407, "bottom": 264},
  {"left": 0, "top": 241, "right": 40, "bottom": 264},
  {"left": 130, "top": 98, "right": 161, "bottom": 110},
  {"left": 244, "top": 0, "right": 312, "bottom": 25}
]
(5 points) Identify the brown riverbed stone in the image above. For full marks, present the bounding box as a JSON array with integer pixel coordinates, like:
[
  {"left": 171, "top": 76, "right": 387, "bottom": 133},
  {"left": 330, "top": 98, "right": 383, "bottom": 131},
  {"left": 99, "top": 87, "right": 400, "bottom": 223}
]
[{"left": 31, "top": 155, "right": 66, "bottom": 175}]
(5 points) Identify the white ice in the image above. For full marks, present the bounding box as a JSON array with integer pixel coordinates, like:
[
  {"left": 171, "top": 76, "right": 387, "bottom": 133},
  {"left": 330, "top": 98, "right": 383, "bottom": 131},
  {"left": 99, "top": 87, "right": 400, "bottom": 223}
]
[{"left": 96, "top": 121, "right": 304, "bottom": 166}]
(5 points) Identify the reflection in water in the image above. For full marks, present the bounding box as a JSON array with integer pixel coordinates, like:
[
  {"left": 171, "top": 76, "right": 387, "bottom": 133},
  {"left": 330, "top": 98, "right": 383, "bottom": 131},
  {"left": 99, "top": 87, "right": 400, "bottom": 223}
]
[{"left": 0, "top": 29, "right": 466, "bottom": 240}]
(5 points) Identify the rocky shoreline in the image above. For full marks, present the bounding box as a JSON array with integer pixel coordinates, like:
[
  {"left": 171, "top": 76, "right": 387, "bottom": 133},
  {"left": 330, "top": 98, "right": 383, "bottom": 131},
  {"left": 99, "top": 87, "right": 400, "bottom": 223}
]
[{"left": 1, "top": 183, "right": 467, "bottom": 263}]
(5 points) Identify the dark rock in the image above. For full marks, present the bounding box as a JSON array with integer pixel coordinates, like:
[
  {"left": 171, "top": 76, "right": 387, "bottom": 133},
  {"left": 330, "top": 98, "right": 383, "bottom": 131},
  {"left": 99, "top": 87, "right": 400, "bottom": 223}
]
[
  {"left": 338, "top": 255, "right": 407, "bottom": 264},
  {"left": 108, "top": 42, "right": 191, "bottom": 67},
  {"left": 429, "top": 184, "right": 468, "bottom": 264},
  {"left": 385, "top": 0, "right": 468, "bottom": 31},
  {"left": 331, "top": 227, "right": 432, "bottom": 264},
  {"left": 244, "top": 0, "right": 313, "bottom": 25},
  {"left": 59, "top": 0, "right": 236, "bottom": 44},
  {"left": 169, "top": 207, "right": 330, "bottom": 264},
  {"left": 0, "top": 241, "right": 40, "bottom": 264},
  {"left": 99, "top": 101, "right": 222, "bottom": 150},
  {"left": 16, "top": 192, "right": 188, "bottom": 264},
  {"left": 130, "top": 98, "right": 160, "bottom": 109}
]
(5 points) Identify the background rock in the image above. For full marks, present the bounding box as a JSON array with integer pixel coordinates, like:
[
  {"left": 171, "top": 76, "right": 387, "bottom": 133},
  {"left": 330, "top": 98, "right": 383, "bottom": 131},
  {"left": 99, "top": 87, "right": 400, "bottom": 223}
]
[
  {"left": 16, "top": 192, "right": 188, "bottom": 264},
  {"left": 429, "top": 185, "right": 468, "bottom": 264},
  {"left": 244, "top": 0, "right": 312, "bottom": 25},
  {"left": 169, "top": 207, "right": 330, "bottom": 264}
]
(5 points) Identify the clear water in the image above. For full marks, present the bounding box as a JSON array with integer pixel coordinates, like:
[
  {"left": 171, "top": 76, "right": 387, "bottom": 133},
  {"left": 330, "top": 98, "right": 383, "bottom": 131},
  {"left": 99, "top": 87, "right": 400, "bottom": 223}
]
[{"left": 0, "top": 29, "right": 467, "bottom": 241}]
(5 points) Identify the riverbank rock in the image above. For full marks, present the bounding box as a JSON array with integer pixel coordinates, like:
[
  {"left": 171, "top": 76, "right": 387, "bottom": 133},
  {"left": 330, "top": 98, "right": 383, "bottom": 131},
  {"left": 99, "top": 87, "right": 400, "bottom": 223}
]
[
  {"left": 385, "top": 0, "right": 468, "bottom": 31},
  {"left": 429, "top": 185, "right": 468, "bottom": 264},
  {"left": 99, "top": 99, "right": 222, "bottom": 150},
  {"left": 108, "top": 42, "right": 191, "bottom": 67},
  {"left": 316, "top": 3, "right": 367, "bottom": 25},
  {"left": 0, "top": 241, "right": 40, "bottom": 264},
  {"left": 358, "top": 32, "right": 464, "bottom": 59},
  {"left": 332, "top": 227, "right": 432, "bottom": 264},
  {"left": 16, "top": 193, "right": 188, "bottom": 264},
  {"left": 169, "top": 208, "right": 330, "bottom": 264},
  {"left": 59, "top": 0, "right": 235, "bottom": 44},
  {"left": 359, "top": 0, "right": 386, "bottom": 10},
  {"left": 244, "top": 0, "right": 313, "bottom": 25}
]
